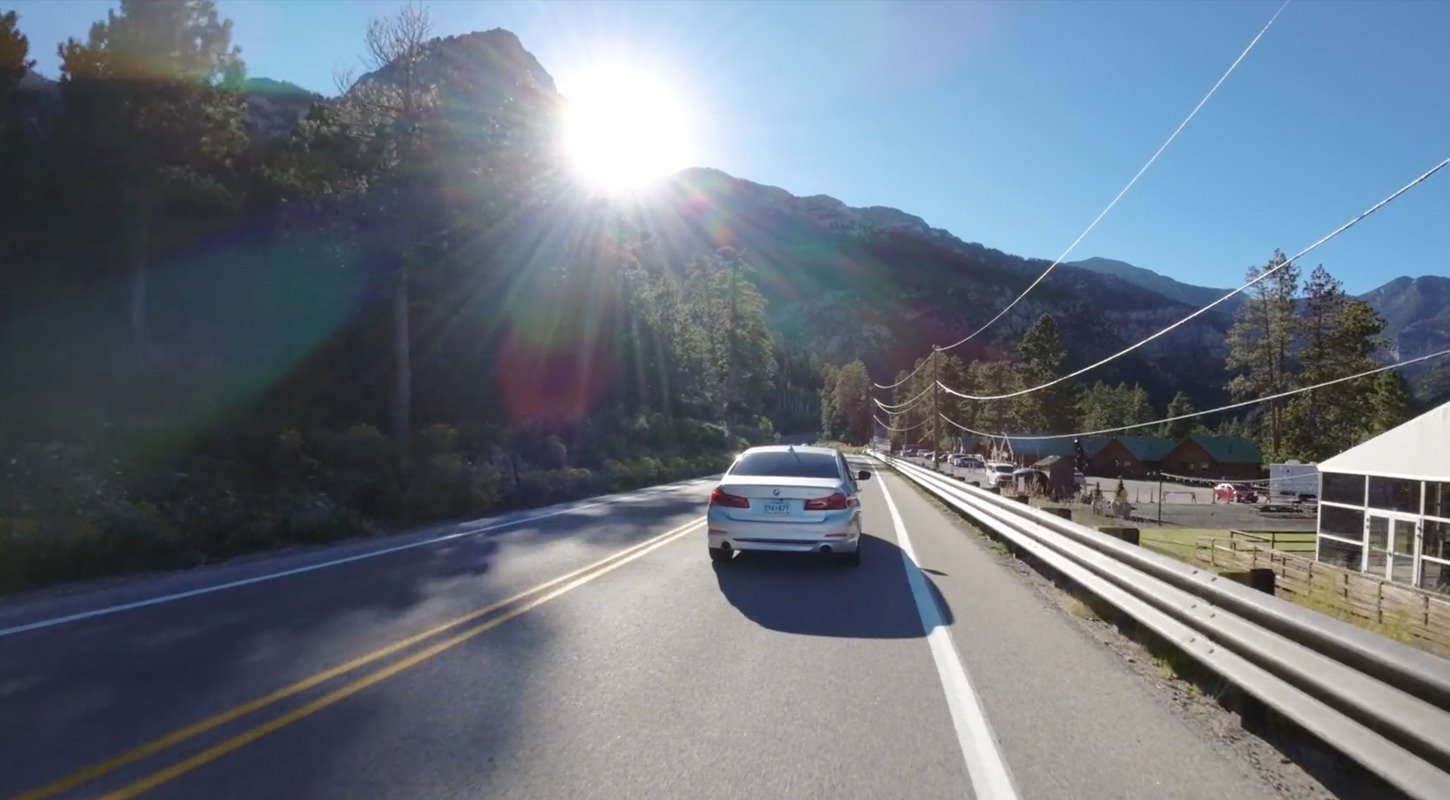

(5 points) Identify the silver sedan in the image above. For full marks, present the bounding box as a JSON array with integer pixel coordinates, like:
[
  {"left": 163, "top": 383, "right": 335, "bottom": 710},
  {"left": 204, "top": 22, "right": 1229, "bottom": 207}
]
[{"left": 706, "top": 445, "right": 871, "bottom": 566}]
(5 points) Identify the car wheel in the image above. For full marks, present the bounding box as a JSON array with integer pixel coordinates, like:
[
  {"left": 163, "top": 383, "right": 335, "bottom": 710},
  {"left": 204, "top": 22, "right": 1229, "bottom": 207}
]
[
  {"left": 709, "top": 546, "right": 732, "bottom": 563},
  {"left": 839, "top": 547, "right": 861, "bottom": 567}
]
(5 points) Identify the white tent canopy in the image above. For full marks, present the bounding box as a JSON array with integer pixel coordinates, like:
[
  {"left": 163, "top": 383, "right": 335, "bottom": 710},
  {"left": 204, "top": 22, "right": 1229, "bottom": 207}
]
[{"left": 1318, "top": 400, "right": 1450, "bottom": 481}]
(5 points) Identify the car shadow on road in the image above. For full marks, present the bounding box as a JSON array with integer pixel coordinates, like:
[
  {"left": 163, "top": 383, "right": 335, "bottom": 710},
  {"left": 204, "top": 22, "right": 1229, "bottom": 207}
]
[{"left": 711, "top": 533, "right": 953, "bottom": 639}]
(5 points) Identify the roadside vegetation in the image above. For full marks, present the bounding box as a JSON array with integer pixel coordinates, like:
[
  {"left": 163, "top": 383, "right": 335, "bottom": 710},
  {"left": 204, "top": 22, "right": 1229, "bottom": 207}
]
[
  {"left": 887, "top": 263, "right": 1417, "bottom": 465},
  {"left": 0, "top": 4, "right": 877, "bottom": 595}
]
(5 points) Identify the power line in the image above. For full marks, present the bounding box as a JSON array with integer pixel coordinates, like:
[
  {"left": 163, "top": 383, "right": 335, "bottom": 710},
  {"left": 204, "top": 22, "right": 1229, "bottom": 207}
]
[
  {"left": 934, "top": 0, "right": 1292, "bottom": 355},
  {"left": 870, "top": 394, "right": 928, "bottom": 411},
  {"left": 874, "top": 382, "right": 935, "bottom": 412},
  {"left": 873, "top": 0, "right": 1289, "bottom": 392},
  {"left": 938, "top": 155, "right": 1450, "bottom": 402},
  {"left": 874, "top": 347, "right": 937, "bottom": 392},
  {"left": 936, "top": 345, "right": 1450, "bottom": 440},
  {"left": 874, "top": 414, "right": 930, "bottom": 433}
]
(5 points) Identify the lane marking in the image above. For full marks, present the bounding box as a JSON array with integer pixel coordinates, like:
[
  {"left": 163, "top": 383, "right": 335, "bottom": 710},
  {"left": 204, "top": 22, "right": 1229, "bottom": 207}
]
[
  {"left": 0, "top": 482, "right": 710, "bottom": 639},
  {"left": 8, "top": 517, "right": 705, "bottom": 800},
  {"left": 86, "top": 519, "right": 703, "bottom": 800},
  {"left": 875, "top": 476, "right": 1021, "bottom": 800}
]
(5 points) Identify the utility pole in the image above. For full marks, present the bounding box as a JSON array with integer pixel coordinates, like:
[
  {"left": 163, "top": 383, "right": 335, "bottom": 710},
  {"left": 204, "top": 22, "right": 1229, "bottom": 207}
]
[
  {"left": 1157, "top": 470, "right": 1165, "bottom": 526},
  {"left": 931, "top": 347, "right": 941, "bottom": 471},
  {"left": 725, "top": 256, "right": 739, "bottom": 429}
]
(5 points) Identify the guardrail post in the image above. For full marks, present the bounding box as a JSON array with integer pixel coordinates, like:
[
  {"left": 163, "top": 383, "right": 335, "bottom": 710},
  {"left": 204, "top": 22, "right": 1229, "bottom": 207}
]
[{"left": 1097, "top": 526, "right": 1140, "bottom": 546}]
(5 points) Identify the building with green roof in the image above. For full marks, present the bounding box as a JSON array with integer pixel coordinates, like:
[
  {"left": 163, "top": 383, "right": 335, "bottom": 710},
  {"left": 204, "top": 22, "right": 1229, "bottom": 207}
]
[
  {"left": 1161, "top": 433, "right": 1264, "bottom": 480},
  {"left": 1088, "top": 435, "right": 1175, "bottom": 478}
]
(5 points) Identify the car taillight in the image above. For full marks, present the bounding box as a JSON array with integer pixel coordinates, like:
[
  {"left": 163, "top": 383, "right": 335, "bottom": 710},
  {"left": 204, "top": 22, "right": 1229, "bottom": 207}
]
[
  {"left": 803, "top": 492, "right": 849, "bottom": 510},
  {"left": 709, "top": 487, "right": 750, "bottom": 508}
]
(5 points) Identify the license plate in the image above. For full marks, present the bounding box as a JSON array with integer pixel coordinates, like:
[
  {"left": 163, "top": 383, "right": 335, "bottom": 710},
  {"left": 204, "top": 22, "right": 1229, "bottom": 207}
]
[{"left": 762, "top": 500, "right": 791, "bottom": 515}]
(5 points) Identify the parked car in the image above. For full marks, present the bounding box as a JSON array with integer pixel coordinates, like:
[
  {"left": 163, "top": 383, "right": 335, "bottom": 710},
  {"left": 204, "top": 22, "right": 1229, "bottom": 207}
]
[
  {"left": 1213, "top": 482, "right": 1258, "bottom": 503},
  {"left": 706, "top": 445, "right": 870, "bottom": 566},
  {"left": 985, "top": 462, "right": 1015, "bottom": 488}
]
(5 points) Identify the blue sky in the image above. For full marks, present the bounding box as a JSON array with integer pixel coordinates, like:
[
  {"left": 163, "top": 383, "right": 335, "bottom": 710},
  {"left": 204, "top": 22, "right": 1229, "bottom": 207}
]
[{"left": 11, "top": 0, "right": 1449, "bottom": 294}]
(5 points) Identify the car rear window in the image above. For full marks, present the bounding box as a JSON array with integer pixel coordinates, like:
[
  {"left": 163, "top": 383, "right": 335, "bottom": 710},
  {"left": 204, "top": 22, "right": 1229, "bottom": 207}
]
[{"left": 729, "top": 451, "right": 841, "bottom": 479}]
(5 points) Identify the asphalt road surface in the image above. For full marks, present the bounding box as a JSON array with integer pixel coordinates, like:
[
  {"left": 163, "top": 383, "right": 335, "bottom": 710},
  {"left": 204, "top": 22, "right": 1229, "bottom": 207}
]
[{"left": 0, "top": 461, "right": 1287, "bottom": 800}]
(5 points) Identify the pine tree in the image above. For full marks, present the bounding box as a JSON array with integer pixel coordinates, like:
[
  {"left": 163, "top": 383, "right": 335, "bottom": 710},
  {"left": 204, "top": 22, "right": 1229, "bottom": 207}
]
[
  {"left": 1367, "top": 370, "right": 1415, "bottom": 437},
  {"left": 820, "top": 364, "right": 840, "bottom": 439},
  {"left": 1225, "top": 250, "right": 1300, "bottom": 459},
  {"left": 1013, "top": 314, "right": 1075, "bottom": 433},
  {"left": 1285, "top": 265, "right": 1389, "bottom": 459},
  {"left": 831, "top": 360, "right": 874, "bottom": 444},
  {"left": 58, "top": 0, "right": 249, "bottom": 349},
  {"left": 1160, "top": 391, "right": 1198, "bottom": 439},
  {"left": 0, "top": 10, "right": 33, "bottom": 104}
]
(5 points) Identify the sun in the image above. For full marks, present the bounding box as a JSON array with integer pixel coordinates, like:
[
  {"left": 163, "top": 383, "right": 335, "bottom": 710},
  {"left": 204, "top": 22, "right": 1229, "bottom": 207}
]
[{"left": 560, "top": 66, "right": 693, "bottom": 192}]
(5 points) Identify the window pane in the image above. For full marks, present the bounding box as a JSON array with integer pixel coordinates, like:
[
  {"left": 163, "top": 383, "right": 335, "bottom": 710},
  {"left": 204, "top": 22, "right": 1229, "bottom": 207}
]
[
  {"left": 1319, "top": 505, "right": 1364, "bottom": 540},
  {"left": 729, "top": 451, "right": 841, "bottom": 479},
  {"left": 1317, "top": 536, "right": 1363, "bottom": 570},
  {"left": 1321, "top": 472, "right": 1365, "bottom": 506},
  {"left": 1418, "top": 559, "right": 1449, "bottom": 593},
  {"left": 1393, "top": 520, "right": 1417, "bottom": 556},
  {"left": 1425, "top": 520, "right": 1448, "bottom": 562},
  {"left": 1368, "top": 477, "right": 1420, "bottom": 513},
  {"left": 1427, "top": 482, "right": 1450, "bottom": 519},
  {"left": 1367, "top": 516, "right": 1389, "bottom": 551}
]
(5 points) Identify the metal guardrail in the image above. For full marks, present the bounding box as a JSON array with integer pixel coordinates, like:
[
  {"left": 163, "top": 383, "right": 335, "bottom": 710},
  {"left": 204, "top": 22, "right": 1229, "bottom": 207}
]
[{"left": 868, "top": 451, "right": 1450, "bottom": 800}]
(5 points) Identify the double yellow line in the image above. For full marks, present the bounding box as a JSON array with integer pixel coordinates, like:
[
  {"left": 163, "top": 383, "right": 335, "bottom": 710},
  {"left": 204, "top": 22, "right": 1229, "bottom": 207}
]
[{"left": 12, "top": 517, "right": 705, "bottom": 800}]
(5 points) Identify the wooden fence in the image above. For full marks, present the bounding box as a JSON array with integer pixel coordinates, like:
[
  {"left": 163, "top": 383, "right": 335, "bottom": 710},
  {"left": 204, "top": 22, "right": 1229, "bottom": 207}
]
[
  {"left": 1227, "top": 529, "right": 1317, "bottom": 554},
  {"left": 1195, "top": 537, "right": 1450, "bottom": 660}
]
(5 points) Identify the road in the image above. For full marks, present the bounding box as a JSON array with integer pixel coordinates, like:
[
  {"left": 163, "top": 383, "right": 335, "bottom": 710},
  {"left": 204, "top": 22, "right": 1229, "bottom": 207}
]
[{"left": 0, "top": 460, "right": 1290, "bottom": 800}]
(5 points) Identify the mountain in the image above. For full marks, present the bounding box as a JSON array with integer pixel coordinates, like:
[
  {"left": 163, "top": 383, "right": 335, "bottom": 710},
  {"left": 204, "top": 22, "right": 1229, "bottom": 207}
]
[
  {"left": 241, "top": 77, "right": 322, "bottom": 139},
  {"left": 305, "top": 29, "right": 1235, "bottom": 407},
  {"left": 1358, "top": 275, "right": 1450, "bottom": 360},
  {"left": 621, "top": 170, "right": 1234, "bottom": 406},
  {"left": 1357, "top": 275, "right": 1450, "bottom": 404},
  {"left": 1066, "top": 257, "right": 1244, "bottom": 314}
]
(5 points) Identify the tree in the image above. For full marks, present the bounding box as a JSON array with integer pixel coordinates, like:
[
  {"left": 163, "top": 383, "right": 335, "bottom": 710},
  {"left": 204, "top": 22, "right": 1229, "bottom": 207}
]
[
  {"left": 1366, "top": 370, "right": 1415, "bottom": 438},
  {"left": 1012, "top": 314, "right": 1075, "bottom": 434},
  {"left": 1077, "top": 381, "right": 1153, "bottom": 433},
  {"left": 1159, "top": 391, "right": 1199, "bottom": 440},
  {"left": 820, "top": 363, "right": 840, "bottom": 439},
  {"left": 966, "top": 360, "right": 1017, "bottom": 436},
  {"left": 1225, "top": 250, "right": 1300, "bottom": 459},
  {"left": 831, "top": 360, "right": 873, "bottom": 444},
  {"left": 0, "top": 10, "right": 33, "bottom": 108},
  {"left": 1284, "top": 266, "right": 1389, "bottom": 460},
  {"left": 312, "top": 0, "right": 439, "bottom": 443},
  {"left": 58, "top": 0, "right": 248, "bottom": 349},
  {"left": 0, "top": 10, "right": 35, "bottom": 286}
]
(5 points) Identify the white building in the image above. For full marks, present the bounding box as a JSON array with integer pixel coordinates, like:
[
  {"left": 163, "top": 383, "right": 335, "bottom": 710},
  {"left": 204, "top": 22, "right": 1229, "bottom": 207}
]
[{"left": 1315, "top": 401, "right": 1450, "bottom": 593}]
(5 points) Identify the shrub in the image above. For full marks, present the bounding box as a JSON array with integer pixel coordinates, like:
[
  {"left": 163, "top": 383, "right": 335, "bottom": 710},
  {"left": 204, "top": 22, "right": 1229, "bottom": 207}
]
[
  {"left": 416, "top": 424, "right": 459, "bottom": 460},
  {"left": 543, "top": 435, "right": 568, "bottom": 469}
]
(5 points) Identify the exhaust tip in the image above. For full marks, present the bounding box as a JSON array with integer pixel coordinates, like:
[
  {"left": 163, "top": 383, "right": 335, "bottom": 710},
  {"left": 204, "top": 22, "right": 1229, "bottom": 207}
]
[{"left": 819, "top": 545, "right": 833, "bottom": 554}]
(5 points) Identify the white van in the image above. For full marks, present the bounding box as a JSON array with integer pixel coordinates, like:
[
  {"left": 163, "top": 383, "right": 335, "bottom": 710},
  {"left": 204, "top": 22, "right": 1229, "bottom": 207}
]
[{"left": 985, "top": 462, "right": 1015, "bottom": 488}]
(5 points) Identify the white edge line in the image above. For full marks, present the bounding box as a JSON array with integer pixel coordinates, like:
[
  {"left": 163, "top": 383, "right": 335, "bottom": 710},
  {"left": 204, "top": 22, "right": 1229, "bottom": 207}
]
[
  {"left": 0, "top": 478, "right": 718, "bottom": 639},
  {"left": 875, "top": 473, "right": 1022, "bottom": 800}
]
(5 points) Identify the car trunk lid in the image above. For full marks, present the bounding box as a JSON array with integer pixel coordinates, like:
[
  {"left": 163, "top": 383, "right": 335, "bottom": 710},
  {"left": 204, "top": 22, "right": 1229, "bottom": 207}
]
[{"left": 714, "top": 476, "right": 844, "bottom": 522}]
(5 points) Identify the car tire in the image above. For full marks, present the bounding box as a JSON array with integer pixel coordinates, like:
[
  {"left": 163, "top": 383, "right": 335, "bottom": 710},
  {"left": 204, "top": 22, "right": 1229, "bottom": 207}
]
[
  {"left": 839, "top": 547, "right": 861, "bottom": 567},
  {"left": 709, "top": 546, "right": 732, "bottom": 563}
]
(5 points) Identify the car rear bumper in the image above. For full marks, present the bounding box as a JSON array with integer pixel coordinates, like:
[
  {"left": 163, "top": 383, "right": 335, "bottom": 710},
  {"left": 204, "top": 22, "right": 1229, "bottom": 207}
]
[{"left": 706, "top": 511, "right": 860, "bottom": 553}]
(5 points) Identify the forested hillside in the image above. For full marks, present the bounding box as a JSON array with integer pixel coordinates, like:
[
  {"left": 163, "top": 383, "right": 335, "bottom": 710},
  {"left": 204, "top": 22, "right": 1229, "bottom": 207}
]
[{"left": 0, "top": 4, "right": 801, "bottom": 592}]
